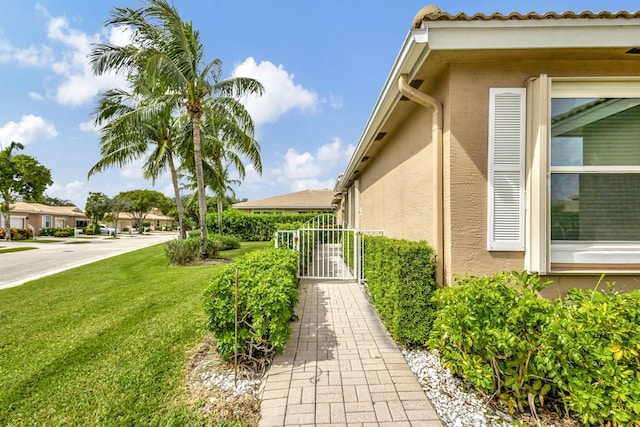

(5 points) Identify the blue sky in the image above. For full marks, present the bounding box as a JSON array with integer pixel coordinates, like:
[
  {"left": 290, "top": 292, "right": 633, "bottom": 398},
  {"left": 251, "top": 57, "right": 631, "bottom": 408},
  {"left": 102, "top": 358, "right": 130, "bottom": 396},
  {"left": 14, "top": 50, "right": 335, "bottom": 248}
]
[{"left": 1, "top": 1, "right": 638, "bottom": 208}]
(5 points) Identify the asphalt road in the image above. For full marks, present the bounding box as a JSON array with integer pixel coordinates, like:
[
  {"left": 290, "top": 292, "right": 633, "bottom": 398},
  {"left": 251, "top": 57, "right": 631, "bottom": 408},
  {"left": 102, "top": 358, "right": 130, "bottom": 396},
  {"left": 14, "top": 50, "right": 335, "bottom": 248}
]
[{"left": 0, "top": 232, "right": 178, "bottom": 290}]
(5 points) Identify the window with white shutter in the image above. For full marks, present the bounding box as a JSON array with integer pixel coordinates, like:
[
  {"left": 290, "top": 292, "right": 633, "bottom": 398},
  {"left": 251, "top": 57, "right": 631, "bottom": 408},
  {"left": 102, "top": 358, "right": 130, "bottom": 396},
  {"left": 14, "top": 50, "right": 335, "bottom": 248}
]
[{"left": 487, "top": 88, "right": 526, "bottom": 251}]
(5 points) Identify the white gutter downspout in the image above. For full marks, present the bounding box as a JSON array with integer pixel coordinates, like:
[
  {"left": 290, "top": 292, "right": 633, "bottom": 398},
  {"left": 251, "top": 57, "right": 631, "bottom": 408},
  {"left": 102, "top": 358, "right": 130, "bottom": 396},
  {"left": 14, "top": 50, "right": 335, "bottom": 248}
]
[{"left": 398, "top": 74, "right": 444, "bottom": 286}]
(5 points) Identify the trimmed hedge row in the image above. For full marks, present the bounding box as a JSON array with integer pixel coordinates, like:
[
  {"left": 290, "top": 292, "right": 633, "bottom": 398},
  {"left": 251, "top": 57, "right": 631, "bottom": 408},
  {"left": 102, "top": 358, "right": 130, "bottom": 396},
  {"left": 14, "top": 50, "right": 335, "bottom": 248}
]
[
  {"left": 203, "top": 248, "right": 299, "bottom": 363},
  {"left": 212, "top": 210, "right": 320, "bottom": 241},
  {"left": 362, "top": 236, "right": 437, "bottom": 346},
  {"left": 40, "top": 227, "right": 75, "bottom": 237},
  {"left": 429, "top": 272, "right": 640, "bottom": 426}
]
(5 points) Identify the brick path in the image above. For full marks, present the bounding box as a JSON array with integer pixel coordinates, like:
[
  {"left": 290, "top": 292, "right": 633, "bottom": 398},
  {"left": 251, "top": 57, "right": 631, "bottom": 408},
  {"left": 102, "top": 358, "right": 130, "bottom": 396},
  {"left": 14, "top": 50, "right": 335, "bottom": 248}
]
[{"left": 258, "top": 280, "right": 443, "bottom": 427}]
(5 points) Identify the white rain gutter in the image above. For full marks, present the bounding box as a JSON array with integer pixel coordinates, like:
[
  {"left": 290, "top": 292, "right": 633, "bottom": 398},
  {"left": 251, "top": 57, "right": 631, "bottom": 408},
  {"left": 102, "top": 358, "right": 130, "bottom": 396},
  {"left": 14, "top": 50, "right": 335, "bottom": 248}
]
[{"left": 398, "top": 73, "right": 444, "bottom": 286}]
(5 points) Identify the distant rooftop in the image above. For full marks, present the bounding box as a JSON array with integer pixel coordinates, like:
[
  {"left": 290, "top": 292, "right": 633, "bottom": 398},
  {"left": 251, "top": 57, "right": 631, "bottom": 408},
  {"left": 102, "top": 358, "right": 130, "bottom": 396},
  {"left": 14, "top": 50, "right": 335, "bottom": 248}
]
[
  {"left": 10, "top": 201, "right": 86, "bottom": 217},
  {"left": 233, "top": 189, "right": 335, "bottom": 210}
]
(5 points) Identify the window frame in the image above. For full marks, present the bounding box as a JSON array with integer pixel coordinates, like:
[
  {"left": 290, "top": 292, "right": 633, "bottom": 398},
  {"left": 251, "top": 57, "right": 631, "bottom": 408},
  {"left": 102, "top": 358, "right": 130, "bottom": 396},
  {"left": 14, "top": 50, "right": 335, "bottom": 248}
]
[{"left": 527, "top": 76, "right": 640, "bottom": 273}]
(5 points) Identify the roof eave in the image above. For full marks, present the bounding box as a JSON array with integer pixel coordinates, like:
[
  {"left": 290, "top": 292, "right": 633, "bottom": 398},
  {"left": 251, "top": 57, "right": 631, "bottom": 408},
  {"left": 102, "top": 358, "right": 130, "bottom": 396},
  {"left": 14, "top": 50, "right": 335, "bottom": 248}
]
[
  {"left": 337, "top": 29, "right": 431, "bottom": 192},
  {"left": 336, "top": 17, "right": 640, "bottom": 192},
  {"left": 420, "top": 18, "right": 640, "bottom": 50}
]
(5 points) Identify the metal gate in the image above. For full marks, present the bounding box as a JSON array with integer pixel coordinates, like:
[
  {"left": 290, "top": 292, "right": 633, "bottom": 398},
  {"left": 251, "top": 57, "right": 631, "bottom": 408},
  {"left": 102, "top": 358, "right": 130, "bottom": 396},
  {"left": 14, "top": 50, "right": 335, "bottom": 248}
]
[{"left": 274, "top": 214, "right": 382, "bottom": 282}]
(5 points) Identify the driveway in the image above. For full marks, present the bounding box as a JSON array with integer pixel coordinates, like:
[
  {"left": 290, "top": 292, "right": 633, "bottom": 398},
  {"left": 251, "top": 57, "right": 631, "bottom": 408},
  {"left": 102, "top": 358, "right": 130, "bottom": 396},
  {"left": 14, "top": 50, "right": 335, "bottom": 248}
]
[{"left": 0, "top": 232, "right": 177, "bottom": 290}]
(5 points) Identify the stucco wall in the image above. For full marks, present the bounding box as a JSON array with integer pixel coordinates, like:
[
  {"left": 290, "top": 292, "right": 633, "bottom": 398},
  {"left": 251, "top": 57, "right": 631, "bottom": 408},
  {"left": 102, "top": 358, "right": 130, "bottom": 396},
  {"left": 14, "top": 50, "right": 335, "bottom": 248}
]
[
  {"left": 444, "top": 58, "right": 640, "bottom": 285},
  {"left": 358, "top": 105, "right": 434, "bottom": 241}
]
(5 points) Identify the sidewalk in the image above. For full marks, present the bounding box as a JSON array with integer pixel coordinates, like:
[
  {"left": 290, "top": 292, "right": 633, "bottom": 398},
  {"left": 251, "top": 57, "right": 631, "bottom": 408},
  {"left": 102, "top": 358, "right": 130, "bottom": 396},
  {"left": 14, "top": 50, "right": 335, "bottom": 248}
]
[{"left": 258, "top": 280, "right": 443, "bottom": 427}]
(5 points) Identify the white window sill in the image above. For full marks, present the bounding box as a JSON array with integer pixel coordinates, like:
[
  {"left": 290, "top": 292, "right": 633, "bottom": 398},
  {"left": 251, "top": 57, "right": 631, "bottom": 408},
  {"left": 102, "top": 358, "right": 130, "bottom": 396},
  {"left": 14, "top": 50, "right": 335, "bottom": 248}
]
[{"left": 551, "top": 242, "right": 640, "bottom": 264}]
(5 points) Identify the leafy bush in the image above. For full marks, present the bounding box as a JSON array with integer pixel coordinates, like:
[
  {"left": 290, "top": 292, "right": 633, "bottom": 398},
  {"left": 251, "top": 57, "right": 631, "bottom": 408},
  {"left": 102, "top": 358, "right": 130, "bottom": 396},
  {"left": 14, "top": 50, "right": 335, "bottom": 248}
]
[
  {"left": 203, "top": 248, "right": 299, "bottom": 363},
  {"left": 363, "top": 236, "right": 437, "bottom": 346},
  {"left": 274, "top": 221, "right": 303, "bottom": 231},
  {"left": 164, "top": 235, "right": 223, "bottom": 265},
  {"left": 542, "top": 286, "right": 640, "bottom": 426},
  {"left": 41, "top": 227, "right": 75, "bottom": 237},
  {"left": 428, "top": 271, "right": 555, "bottom": 414},
  {"left": 164, "top": 238, "right": 200, "bottom": 265},
  {"left": 209, "top": 233, "right": 241, "bottom": 250},
  {"left": 214, "top": 210, "right": 319, "bottom": 241},
  {"left": 0, "top": 228, "right": 33, "bottom": 240}
]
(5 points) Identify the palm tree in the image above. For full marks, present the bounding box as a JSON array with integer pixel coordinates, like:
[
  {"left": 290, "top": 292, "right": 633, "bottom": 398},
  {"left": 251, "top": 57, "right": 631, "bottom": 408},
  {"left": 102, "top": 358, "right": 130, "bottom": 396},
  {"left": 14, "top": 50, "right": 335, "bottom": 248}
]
[
  {"left": 88, "top": 80, "right": 189, "bottom": 239},
  {"left": 181, "top": 107, "right": 262, "bottom": 235},
  {"left": 91, "top": 0, "right": 263, "bottom": 258}
]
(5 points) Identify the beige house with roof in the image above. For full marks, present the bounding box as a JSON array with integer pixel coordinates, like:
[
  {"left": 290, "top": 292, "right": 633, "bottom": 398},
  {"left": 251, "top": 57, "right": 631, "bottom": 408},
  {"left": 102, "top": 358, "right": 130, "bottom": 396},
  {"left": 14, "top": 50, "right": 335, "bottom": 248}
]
[
  {"left": 114, "top": 208, "right": 175, "bottom": 231},
  {"left": 335, "top": 6, "right": 640, "bottom": 296},
  {"left": 233, "top": 189, "right": 335, "bottom": 215},
  {"left": 1, "top": 202, "right": 89, "bottom": 236}
]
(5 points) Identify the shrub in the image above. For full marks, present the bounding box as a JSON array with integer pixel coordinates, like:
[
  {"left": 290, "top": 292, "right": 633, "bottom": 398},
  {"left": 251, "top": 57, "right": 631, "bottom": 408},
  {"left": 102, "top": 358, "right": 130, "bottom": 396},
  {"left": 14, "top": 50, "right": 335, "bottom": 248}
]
[
  {"left": 214, "top": 210, "right": 319, "bottom": 241},
  {"left": 203, "top": 248, "right": 299, "bottom": 364},
  {"left": 2, "top": 227, "right": 33, "bottom": 240},
  {"left": 428, "top": 271, "right": 555, "bottom": 414},
  {"left": 42, "top": 227, "right": 74, "bottom": 237},
  {"left": 164, "top": 236, "right": 223, "bottom": 265},
  {"left": 209, "top": 233, "right": 241, "bottom": 250},
  {"left": 164, "top": 238, "right": 200, "bottom": 265},
  {"left": 542, "top": 286, "right": 640, "bottom": 426},
  {"left": 363, "top": 236, "right": 437, "bottom": 346}
]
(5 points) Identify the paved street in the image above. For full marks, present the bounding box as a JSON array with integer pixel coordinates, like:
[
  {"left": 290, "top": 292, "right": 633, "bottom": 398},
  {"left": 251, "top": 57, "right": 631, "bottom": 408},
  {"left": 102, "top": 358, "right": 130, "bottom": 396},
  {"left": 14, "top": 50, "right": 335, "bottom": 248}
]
[{"left": 0, "top": 232, "right": 177, "bottom": 290}]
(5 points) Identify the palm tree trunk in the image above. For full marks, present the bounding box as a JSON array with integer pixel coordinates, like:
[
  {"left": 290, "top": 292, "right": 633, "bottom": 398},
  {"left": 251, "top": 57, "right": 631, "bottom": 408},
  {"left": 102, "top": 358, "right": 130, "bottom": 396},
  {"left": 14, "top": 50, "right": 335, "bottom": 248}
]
[
  {"left": 192, "top": 115, "right": 208, "bottom": 258},
  {"left": 217, "top": 196, "right": 223, "bottom": 234},
  {"left": 167, "top": 152, "right": 187, "bottom": 239}
]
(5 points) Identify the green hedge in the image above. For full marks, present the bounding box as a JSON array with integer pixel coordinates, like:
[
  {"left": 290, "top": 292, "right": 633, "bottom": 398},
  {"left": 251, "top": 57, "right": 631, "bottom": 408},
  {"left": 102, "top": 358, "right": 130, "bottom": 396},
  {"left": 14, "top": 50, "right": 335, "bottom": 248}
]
[
  {"left": 429, "top": 271, "right": 555, "bottom": 414},
  {"left": 211, "top": 210, "right": 319, "bottom": 241},
  {"left": 40, "top": 227, "right": 75, "bottom": 237},
  {"left": 543, "top": 287, "right": 640, "bottom": 425},
  {"left": 363, "top": 236, "right": 437, "bottom": 346},
  {"left": 203, "top": 248, "right": 299, "bottom": 362},
  {"left": 428, "top": 272, "right": 640, "bottom": 426},
  {"left": 164, "top": 236, "right": 221, "bottom": 265}
]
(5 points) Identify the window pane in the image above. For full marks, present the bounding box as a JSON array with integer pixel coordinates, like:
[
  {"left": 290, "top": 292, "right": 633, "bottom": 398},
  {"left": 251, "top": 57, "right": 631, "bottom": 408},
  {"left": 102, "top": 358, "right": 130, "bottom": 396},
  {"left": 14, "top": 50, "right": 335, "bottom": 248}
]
[
  {"left": 551, "top": 98, "right": 640, "bottom": 166},
  {"left": 551, "top": 173, "right": 640, "bottom": 241}
]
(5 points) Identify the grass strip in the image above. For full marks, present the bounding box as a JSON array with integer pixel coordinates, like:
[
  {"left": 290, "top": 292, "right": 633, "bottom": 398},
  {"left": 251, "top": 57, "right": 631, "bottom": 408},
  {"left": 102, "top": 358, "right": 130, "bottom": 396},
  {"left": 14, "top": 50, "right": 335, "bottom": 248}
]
[
  {"left": 0, "top": 240, "right": 271, "bottom": 426},
  {"left": 0, "top": 247, "right": 37, "bottom": 254}
]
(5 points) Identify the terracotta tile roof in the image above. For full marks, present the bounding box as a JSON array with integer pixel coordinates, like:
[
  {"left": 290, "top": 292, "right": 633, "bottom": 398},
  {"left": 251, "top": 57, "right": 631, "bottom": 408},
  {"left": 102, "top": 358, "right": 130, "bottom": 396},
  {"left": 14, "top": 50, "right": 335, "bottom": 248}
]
[
  {"left": 233, "top": 189, "right": 335, "bottom": 210},
  {"left": 10, "top": 202, "right": 87, "bottom": 217},
  {"left": 414, "top": 7, "right": 640, "bottom": 28}
]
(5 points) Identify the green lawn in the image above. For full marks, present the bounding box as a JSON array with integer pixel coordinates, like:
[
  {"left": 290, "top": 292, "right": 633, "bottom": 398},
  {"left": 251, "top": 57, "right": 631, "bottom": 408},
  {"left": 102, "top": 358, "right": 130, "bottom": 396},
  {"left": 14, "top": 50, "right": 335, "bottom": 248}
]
[
  {"left": 0, "top": 240, "right": 272, "bottom": 426},
  {"left": 0, "top": 247, "right": 37, "bottom": 254}
]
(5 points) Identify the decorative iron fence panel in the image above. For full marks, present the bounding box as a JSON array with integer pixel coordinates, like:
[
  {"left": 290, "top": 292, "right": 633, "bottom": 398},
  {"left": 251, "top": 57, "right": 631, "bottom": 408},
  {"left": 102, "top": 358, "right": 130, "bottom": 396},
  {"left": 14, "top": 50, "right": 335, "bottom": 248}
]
[{"left": 275, "top": 214, "right": 383, "bottom": 282}]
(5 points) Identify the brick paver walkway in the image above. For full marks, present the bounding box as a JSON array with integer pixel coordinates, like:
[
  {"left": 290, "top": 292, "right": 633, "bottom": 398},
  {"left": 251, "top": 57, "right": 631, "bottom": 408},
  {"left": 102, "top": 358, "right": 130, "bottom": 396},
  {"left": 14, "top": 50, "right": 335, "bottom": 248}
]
[{"left": 258, "top": 280, "right": 443, "bottom": 427}]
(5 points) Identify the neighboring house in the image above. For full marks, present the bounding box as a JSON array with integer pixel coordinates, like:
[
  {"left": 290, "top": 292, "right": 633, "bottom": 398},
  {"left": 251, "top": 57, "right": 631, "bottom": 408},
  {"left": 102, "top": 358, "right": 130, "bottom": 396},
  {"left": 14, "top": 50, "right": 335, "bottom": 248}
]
[
  {"left": 115, "top": 208, "right": 175, "bottom": 231},
  {"left": 334, "top": 6, "right": 640, "bottom": 296},
  {"left": 0, "top": 202, "right": 89, "bottom": 236},
  {"left": 232, "top": 189, "right": 335, "bottom": 215}
]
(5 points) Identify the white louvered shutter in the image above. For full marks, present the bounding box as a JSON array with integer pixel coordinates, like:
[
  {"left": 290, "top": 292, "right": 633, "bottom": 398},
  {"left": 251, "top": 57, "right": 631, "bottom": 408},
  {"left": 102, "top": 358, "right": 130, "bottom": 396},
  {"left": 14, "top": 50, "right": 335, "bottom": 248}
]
[{"left": 488, "top": 88, "right": 526, "bottom": 251}]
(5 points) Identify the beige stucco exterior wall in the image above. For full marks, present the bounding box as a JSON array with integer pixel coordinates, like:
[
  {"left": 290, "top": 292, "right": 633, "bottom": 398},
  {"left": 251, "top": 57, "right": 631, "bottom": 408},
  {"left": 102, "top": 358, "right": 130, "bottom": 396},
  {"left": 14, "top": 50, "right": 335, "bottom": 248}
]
[
  {"left": 444, "top": 58, "right": 640, "bottom": 289},
  {"left": 357, "top": 105, "right": 434, "bottom": 241}
]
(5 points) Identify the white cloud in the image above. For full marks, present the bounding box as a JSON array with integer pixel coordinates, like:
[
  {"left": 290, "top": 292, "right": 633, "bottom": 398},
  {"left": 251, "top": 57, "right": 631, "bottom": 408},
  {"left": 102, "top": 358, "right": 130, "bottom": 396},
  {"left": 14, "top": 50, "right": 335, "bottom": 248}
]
[
  {"left": 44, "top": 15, "right": 128, "bottom": 107},
  {"left": 290, "top": 178, "right": 338, "bottom": 192},
  {"left": 273, "top": 137, "right": 354, "bottom": 191},
  {"left": 29, "top": 91, "right": 45, "bottom": 101},
  {"left": 328, "top": 92, "right": 343, "bottom": 109},
  {"left": 0, "top": 114, "right": 57, "bottom": 146},
  {"left": 0, "top": 38, "right": 54, "bottom": 66},
  {"left": 119, "top": 158, "right": 146, "bottom": 180},
  {"left": 231, "top": 57, "right": 319, "bottom": 126},
  {"left": 47, "top": 180, "right": 88, "bottom": 208},
  {"left": 79, "top": 120, "right": 99, "bottom": 133}
]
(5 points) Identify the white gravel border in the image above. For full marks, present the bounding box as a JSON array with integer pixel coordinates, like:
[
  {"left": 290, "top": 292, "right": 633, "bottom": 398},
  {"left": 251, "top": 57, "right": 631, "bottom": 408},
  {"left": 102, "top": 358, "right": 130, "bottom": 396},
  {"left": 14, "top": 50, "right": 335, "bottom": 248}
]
[{"left": 403, "top": 349, "right": 516, "bottom": 427}]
